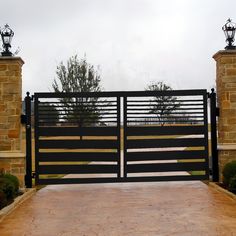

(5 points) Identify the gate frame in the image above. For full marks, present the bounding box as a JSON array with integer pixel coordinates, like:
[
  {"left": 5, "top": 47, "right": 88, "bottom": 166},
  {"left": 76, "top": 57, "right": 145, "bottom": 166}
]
[{"left": 24, "top": 89, "right": 218, "bottom": 187}]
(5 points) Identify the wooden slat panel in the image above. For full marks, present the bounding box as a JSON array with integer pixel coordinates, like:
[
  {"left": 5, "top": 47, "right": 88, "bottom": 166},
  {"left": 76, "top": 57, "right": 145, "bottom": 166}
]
[
  {"left": 126, "top": 126, "right": 205, "bottom": 136},
  {"left": 38, "top": 127, "right": 118, "bottom": 136},
  {"left": 39, "top": 140, "right": 118, "bottom": 149},
  {"left": 126, "top": 150, "right": 206, "bottom": 161},
  {"left": 127, "top": 162, "right": 207, "bottom": 173},
  {"left": 38, "top": 152, "right": 118, "bottom": 162},
  {"left": 38, "top": 164, "right": 118, "bottom": 174},
  {"left": 127, "top": 138, "right": 205, "bottom": 149}
]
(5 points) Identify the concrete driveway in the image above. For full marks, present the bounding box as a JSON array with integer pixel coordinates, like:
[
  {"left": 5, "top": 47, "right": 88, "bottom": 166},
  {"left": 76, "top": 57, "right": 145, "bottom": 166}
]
[{"left": 0, "top": 181, "right": 235, "bottom": 236}]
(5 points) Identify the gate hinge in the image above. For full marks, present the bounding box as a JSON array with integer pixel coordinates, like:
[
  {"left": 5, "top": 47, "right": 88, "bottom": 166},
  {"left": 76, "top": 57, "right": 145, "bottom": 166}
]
[
  {"left": 21, "top": 114, "right": 27, "bottom": 124},
  {"left": 32, "top": 172, "right": 36, "bottom": 178}
]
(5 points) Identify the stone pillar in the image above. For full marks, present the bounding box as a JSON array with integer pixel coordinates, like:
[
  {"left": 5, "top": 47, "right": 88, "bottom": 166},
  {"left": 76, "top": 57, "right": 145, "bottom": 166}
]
[
  {"left": 213, "top": 50, "right": 236, "bottom": 181},
  {"left": 0, "top": 57, "right": 25, "bottom": 187}
]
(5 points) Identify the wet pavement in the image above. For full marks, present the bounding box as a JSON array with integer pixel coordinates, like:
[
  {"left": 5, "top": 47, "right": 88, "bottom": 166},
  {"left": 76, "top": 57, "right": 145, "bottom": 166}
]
[{"left": 0, "top": 181, "right": 235, "bottom": 236}]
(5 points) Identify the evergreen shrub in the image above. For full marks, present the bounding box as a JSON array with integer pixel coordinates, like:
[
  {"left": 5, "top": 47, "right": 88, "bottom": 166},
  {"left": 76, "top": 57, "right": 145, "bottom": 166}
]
[{"left": 222, "top": 161, "right": 236, "bottom": 187}]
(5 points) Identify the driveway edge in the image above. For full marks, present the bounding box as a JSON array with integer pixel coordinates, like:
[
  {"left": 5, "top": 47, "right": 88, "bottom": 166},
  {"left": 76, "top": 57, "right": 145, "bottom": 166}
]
[
  {"left": 0, "top": 188, "right": 36, "bottom": 223},
  {"left": 209, "top": 182, "right": 236, "bottom": 201}
]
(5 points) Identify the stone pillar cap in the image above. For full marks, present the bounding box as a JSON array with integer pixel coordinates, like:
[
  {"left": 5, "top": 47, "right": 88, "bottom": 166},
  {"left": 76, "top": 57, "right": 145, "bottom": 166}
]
[
  {"left": 0, "top": 56, "right": 24, "bottom": 65},
  {"left": 213, "top": 50, "right": 236, "bottom": 61}
]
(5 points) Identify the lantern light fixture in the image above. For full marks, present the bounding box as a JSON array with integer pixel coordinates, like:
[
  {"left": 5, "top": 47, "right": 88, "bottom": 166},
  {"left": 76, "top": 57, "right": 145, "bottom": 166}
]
[
  {"left": 0, "top": 24, "right": 14, "bottom": 56},
  {"left": 222, "top": 18, "right": 236, "bottom": 50}
]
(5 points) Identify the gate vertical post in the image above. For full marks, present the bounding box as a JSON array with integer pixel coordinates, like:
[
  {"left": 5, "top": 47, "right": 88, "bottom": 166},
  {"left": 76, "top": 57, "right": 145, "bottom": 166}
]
[
  {"left": 24, "top": 92, "right": 32, "bottom": 188},
  {"left": 213, "top": 50, "right": 236, "bottom": 181},
  {"left": 123, "top": 96, "right": 127, "bottom": 178},
  {"left": 209, "top": 89, "right": 219, "bottom": 182},
  {"left": 117, "top": 96, "right": 121, "bottom": 178}
]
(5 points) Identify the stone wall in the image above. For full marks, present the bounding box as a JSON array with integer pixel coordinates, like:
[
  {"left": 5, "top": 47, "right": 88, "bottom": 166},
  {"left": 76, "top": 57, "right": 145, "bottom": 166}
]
[
  {"left": 0, "top": 57, "right": 25, "bottom": 187},
  {"left": 213, "top": 50, "right": 236, "bottom": 180}
]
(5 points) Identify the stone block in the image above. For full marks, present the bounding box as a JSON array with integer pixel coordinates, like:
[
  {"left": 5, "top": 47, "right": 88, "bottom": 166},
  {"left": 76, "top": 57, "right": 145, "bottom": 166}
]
[
  {"left": 0, "top": 116, "right": 7, "bottom": 124},
  {"left": 228, "top": 132, "right": 236, "bottom": 139},
  {"left": 222, "top": 100, "right": 230, "bottom": 108},
  {"left": 8, "top": 116, "right": 19, "bottom": 123},
  {"left": 230, "top": 93, "right": 236, "bottom": 102},
  {"left": 220, "top": 57, "right": 233, "bottom": 64},
  {"left": 8, "top": 129, "right": 19, "bottom": 139},
  {"left": 0, "top": 65, "right": 7, "bottom": 71},
  {"left": 226, "top": 68, "right": 236, "bottom": 76},
  {"left": 3, "top": 83, "right": 19, "bottom": 94},
  {"left": 0, "top": 104, "right": 6, "bottom": 112},
  {"left": 7, "top": 64, "right": 20, "bottom": 71}
]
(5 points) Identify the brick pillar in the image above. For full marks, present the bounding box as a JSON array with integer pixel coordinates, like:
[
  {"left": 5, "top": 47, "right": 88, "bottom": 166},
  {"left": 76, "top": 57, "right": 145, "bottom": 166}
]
[
  {"left": 213, "top": 50, "right": 236, "bottom": 181},
  {"left": 0, "top": 57, "right": 25, "bottom": 187}
]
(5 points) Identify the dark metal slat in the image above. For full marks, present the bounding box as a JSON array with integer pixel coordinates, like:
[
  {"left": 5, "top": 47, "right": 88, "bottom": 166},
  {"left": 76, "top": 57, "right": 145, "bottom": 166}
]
[
  {"left": 126, "top": 150, "right": 206, "bottom": 161},
  {"left": 126, "top": 138, "right": 205, "bottom": 149},
  {"left": 38, "top": 152, "right": 118, "bottom": 162},
  {"left": 34, "top": 89, "right": 207, "bottom": 99},
  {"left": 38, "top": 127, "right": 118, "bottom": 136},
  {"left": 127, "top": 162, "right": 207, "bottom": 173},
  {"left": 126, "top": 125, "right": 205, "bottom": 136},
  {"left": 37, "top": 174, "right": 208, "bottom": 185},
  {"left": 38, "top": 164, "right": 118, "bottom": 174},
  {"left": 39, "top": 140, "right": 118, "bottom": 149}
]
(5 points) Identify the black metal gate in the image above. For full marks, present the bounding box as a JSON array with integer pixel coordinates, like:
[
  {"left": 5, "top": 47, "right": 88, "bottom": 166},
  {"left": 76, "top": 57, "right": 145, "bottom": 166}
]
[
  {"left": 123, "top": 90, "right": 209, "bottom": 182},
  {"left": 25, "top": 89, "right": 212, "bottom": 186}
]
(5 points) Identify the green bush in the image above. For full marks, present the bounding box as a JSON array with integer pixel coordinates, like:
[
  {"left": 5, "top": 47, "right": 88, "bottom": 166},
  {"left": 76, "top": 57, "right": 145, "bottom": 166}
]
[
  {"left": 0, "top": 191, "right": 7, "bottom": 209},
  {"left": 3, "top": 174, "right": 19, "bottom": 194},
  {"left": 0, "top": 178, "right": 15, "bottom": 200},
  {"left": 229, "top": 175, "right": 236, "bottom": 190},
  {"left": 222, "top": 161, "right": 236, "bottom": 187},
  {"left": 0, "top": 174, "right": 20, "bottom": 209}
]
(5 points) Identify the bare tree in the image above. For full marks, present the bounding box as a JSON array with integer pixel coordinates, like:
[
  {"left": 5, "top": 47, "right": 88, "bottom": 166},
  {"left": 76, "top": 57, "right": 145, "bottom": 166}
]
[
  {"left": 52, "top": 55, "right": 102, "bottom": 130},
  {"left": 146, "top": 81, "right": 179, "bottom": 126}
]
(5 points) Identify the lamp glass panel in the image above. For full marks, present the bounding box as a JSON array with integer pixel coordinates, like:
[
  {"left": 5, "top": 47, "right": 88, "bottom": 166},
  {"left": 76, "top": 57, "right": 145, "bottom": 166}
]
[
  {"left": 3, "top": 35, "right": 10, "bottom": 44},
  {"left": 227, "top": 29, "right": 234, "bottom": 39}
]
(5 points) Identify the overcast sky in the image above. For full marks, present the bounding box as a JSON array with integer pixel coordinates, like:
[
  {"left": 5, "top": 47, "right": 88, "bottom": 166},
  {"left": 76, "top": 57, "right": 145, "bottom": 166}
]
[{"left": 1, "top": 0, "right": 235, "bottom": 95}]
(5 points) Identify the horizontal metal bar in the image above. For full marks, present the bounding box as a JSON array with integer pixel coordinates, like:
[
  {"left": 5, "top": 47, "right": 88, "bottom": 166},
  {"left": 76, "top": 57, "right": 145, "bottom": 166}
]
[
  {"left": 126, "top": 150, "right": 207, "bottom": 161},
  {"left": 38, "top": 121, "right": 118, "bottom": 124},
  {"left": 126, "top": 125, "right": 205, "bottom": 136},
  {"left": 37, "top": 174, "right": 208, "bottom": 185},
  {"left": 37, "top": 177, "right": 119, "bottom": 185},
  {"left": 124, "top": 175, "right": 208, "bottom": 181},
  {"left": 38, "top": 104, "right": 117, "bottom": 108},
  {"left": 127, "top": 162, "right": 207, "bottom": 173},
  {"left": 127, "top": 103, "right": 204, "bottom": 107},
  {"left": 38, "top": 115, "right": 118, "bottom": 119},
  {"left": 38, "top": 164, "right": 118, "bottom": 174},
  {"left": 127, "top": 119, "right": 204, "bottom": 124},
  {"left": 127, "top": 108, "right": 204, "bottom": 111},
  {"left": 127, "top": 99, "right": 204, "bottom": 103},
  {"left": 38, "top": 108, "right": 117, "bottom": 112},
  {"left": 38, "top": 101, "right": 117, "bottom": 104},
  {"left": 38, "top": 117, "right": 118, "bottom": 121},
  {"left": 38, "top": 111, "right": 118, "bottom": 115},
  {"left": 126, "top": 111, "right": 204, "bottom": 115},
  {"left": 126, "top": 138, "right": 206, "bottom": 149},
  {"left": 39, "top": 139, "right": 118, "bottom": 149},
  {"left": 34, "top": 90, "right": 207, "bottom": 98},
  {"left": 127, "top": 115, "right": 204, "bottom": 121},
  {"left": 38, "top": 152, "right": 118, "bottom": 162}
]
